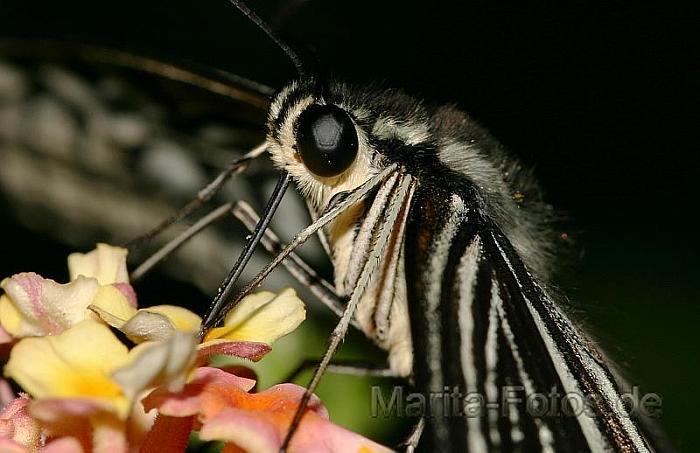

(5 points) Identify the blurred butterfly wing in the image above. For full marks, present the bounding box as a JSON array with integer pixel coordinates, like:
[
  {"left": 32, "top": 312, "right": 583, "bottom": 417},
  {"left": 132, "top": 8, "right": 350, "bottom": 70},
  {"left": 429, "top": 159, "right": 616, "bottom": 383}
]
[{"left": 0, "top": 40, "right": 320, "bottom": 292}]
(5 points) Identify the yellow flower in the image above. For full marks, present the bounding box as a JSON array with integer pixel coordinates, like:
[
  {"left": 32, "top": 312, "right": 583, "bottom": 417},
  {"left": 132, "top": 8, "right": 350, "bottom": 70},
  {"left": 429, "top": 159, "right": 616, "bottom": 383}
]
[
  {"left": 89, "top": 297, "right": 200, "bottom": 344},
  {"left": 67, "top": 243, "right": 129, "bottom": 285},
  {"left": 0, "top": 274, "right": 100, "bottom": 337},
  {"left": 90, "top": 287, "right": 306, "bottom": 348},
  {"left": 5, "top": 320, "right": 130, "bottom": 415},
  {"left": 4, "top": 320, "right": 197, "bottom": 419},
  {"left": 203, "top": 288, "right": 306, "bottom": 345},
  {"left": 0, "top": 244, "right": 134, "bottom": 338}
]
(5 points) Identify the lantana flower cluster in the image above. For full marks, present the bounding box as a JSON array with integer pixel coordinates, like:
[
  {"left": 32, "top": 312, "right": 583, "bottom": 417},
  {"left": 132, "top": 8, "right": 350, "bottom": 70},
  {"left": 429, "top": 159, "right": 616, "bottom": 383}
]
[{"left": 0, "top": 244, "right": 392, "bottom": 453}]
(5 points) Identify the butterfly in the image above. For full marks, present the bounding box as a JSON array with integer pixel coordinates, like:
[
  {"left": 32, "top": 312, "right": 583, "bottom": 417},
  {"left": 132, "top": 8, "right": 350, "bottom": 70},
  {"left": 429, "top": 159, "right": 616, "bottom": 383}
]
[{"left": 0, "top": 1, "right": 675, "bottom": 451}]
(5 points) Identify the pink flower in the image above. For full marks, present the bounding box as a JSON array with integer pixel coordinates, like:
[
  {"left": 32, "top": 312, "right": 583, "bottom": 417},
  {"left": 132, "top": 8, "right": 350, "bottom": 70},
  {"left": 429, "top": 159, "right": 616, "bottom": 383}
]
[
  {"left": 0, "top": 244, "right": 137, "bottom": 339},
  {"left": 142, "top": 367, "right": 394, "bottom": 453},
  {"left": 0, "top": 243, "right": 389, "bottom": 452},
  {"left": 0, "top": 395, "right": 42, "bottom": 451}
]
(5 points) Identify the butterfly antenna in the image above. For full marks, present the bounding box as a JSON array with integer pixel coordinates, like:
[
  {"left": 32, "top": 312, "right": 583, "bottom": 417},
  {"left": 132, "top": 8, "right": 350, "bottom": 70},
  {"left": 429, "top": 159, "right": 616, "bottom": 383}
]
[{"left": 227, "top": 0, "right": 306, "bottom": 78}]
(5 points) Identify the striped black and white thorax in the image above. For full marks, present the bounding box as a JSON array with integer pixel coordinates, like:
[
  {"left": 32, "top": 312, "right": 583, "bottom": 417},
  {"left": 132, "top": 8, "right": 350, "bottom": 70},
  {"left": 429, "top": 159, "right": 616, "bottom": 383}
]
[{"left": 267, "top": 79, "right": 656, "bottom": 452}]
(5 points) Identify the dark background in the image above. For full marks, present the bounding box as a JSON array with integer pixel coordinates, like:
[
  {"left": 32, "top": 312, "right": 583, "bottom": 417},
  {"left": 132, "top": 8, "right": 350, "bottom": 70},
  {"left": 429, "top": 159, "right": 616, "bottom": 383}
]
[{"left": 0, "top": 0, "right": 696, "bottom": 449}]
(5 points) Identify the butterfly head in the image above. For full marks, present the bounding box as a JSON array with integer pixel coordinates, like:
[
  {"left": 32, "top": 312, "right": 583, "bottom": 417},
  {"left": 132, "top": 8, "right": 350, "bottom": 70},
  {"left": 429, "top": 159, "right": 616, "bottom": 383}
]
[{"left": 266, "top": 81, "right": 381, "bottom": 212}]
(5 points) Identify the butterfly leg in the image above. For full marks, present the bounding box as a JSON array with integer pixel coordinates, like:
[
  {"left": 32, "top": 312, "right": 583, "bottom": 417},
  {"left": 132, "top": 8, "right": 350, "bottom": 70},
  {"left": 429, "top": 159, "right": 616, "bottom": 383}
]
[
  {"left": 284, "top": 359, "right": 398, "bottom": 383},
  {"left": 200, "top": 164, "right": 398, "bottom": 330},
  {"left": 400, "top": 418, "right": 425, "bottom": 453},
  {"left": 125, "top": 142, "right": 267, "bottom": 249},
  {"left": 231, "top": 200, "right": 352, "bottom": 324},
  {"left": 129, "top": 198, "right": 360, "bottom": 330},
  {"left": 130, "top": 202, "right": 234, "bottom": 281},
  {"left": 280, "top": 173, "right": 413, "bottom": 451},
  {"left": 135, "top": 166, "right": 402, "bottom": 450}
]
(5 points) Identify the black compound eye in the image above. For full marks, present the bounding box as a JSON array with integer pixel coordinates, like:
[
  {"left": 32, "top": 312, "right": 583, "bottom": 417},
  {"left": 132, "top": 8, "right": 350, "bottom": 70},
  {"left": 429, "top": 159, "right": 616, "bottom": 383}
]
[{"left": 296, "top": 104, "right": 358, "bottom": 177}]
